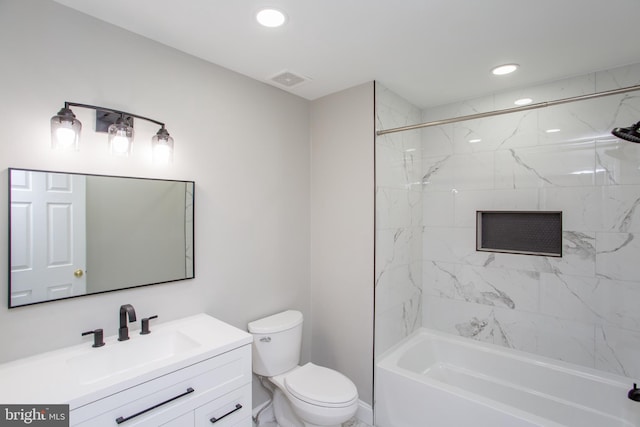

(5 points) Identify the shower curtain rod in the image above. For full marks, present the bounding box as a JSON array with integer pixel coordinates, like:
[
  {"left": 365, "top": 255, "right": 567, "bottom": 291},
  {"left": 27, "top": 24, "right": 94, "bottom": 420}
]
[{"left": 376, "top": 83, "right": 640, "bottom": 136}]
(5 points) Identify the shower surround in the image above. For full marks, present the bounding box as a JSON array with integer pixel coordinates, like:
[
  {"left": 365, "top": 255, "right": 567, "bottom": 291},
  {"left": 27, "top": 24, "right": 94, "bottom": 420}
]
[
  {"left": 375, "top": 62, "right": 640, "bottom": 378},
  {"left": 375, "top": 85, "right": 423, "bottom": 356}
]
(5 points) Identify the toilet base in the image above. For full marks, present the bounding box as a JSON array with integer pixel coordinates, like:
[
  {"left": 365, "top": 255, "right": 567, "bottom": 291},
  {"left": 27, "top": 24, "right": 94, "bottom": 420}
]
[
  {"left": 273, "top": 389, "right": 303, "bottom": 427},
  {"left": 272, "top": 388, "right": 343, "bottom": 427}
]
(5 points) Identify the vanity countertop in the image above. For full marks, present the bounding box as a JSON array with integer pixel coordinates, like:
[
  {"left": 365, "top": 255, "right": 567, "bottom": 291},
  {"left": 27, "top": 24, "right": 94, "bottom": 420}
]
[{"left": 0, "top": 313, "right": 252, "bottom": 409}]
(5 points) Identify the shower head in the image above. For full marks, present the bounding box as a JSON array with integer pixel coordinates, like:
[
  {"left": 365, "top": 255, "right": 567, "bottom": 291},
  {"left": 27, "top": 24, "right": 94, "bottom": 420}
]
[{"left": 612, "top": 121, "right": 640, "bottom": 143}]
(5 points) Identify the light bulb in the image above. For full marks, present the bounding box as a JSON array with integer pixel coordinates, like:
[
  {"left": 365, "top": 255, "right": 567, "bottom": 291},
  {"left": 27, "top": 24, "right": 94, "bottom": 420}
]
[
  {"left": 50, "top": 107, "right": 81, "bottom": 150},
  {"left": 55, "top": 126, "right": 77, "bottom": 149},
  {"left": 108, "top": 119, "right": 134, "bottom": 157},
  {"left": 491, "top": 64, "right": 519, "bottom": 76},
  {"left": 111, "top": 133, "right": 131, "bottom": 155},
  {"left": 153, "top": 144, "right": 172, "bottom": 165},
  {"left": 152, "top": 127, "right": 174, "bottom": 165},
  {"left": 256, "top": 9, "right": 287, "bottom": 27},
  {"left": 514, "top": 98, "right": 533, "bottom": 106}
]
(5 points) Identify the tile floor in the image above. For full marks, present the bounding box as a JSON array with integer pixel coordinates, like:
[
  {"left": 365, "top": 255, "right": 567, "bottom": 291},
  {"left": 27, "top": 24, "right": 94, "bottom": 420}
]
[
  {"left": 255, "top": 418, "right": 371, "bottom": 427},
  {"left": 343, "top": 417, "right": 373, "bottom": 427},
  {"left": 252, "top": 398, "right": 372, "bottom": 427}
]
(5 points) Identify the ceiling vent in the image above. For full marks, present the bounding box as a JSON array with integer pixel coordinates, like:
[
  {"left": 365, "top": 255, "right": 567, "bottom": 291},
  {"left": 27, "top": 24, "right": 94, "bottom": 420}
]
[{"left": 270, "top": 70, "right": 310, "bottom": 88}]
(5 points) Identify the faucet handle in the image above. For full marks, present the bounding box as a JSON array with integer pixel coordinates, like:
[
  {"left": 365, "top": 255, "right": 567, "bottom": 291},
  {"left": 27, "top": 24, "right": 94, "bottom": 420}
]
[
  {"left": 82, "top": 328, "right": 105, "bottom": 348},
  {"left": 140, "top": 315, "right": 158, "bottom": 335},
  {"left": 629, "top": 383, "right": 640, "bottom": 402}
]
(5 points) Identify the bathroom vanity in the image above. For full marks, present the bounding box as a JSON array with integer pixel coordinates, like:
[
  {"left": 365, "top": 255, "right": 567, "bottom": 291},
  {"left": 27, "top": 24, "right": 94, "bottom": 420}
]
[{"left": 0, "top": 314, "right": 252, "bottom": 426}]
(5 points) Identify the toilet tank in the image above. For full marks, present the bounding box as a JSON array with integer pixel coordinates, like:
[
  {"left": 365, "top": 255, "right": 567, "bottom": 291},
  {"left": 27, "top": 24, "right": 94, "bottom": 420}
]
[{"left": 248, "top": 310, "right": 303, "bottom": 376}]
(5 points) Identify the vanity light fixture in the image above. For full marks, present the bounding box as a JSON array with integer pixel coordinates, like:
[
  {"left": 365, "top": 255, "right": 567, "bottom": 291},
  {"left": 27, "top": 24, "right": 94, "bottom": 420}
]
[
  {"left": 51, "top": 102, "right": 174, "bottom": 164},
  {"left": 256, "top": 8, "right": 287, "bottom": 27},
  {"left": 491, "top": 64, "right": 519, "bottom": 76}
]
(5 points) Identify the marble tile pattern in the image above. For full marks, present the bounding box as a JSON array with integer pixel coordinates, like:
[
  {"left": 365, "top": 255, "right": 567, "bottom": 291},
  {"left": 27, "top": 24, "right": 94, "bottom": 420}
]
[
  {"left": 375, "top": 84, "right": 424, "bottom": 356},
  {"left": 375, "top": 62, "right": 640, "bottom": 379}
]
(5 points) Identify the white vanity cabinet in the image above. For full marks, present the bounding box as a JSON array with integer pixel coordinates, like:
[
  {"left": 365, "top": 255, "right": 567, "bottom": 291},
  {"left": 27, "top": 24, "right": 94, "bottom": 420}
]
[
  {"left": 0, "top": 314, "right": 253, "bottom": 427},
  {"left": 70, "top": 344, "right": 252, "bottom": 426}
]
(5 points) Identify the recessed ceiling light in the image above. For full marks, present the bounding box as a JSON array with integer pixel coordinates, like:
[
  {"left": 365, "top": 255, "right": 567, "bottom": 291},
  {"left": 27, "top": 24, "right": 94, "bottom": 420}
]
[
  {"left": 514, "top": 98, "right": 533, "bottom": 106},
  {"left": 546, "top": 128, "right": 561, "bottom": 133},
  {"left": 256, "top": 8, "right": 287, "bottom": 27},
  {"left": 491, "top": 64, "right": 519, "bottom": 76},
  {"left": 468, "top": 138, "right": 482, "bottom": 143}
]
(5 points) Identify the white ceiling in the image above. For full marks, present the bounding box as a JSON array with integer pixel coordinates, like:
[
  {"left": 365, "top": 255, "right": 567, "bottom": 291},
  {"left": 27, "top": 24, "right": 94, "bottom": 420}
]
[{"left": 53, "top": 0, "right": 640, "bottom": 109}]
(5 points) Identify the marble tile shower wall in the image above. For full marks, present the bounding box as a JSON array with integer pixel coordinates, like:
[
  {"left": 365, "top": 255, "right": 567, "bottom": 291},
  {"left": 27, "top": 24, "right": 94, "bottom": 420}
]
[
  {"left": 420, "top": 62, "right": 640, "bottom": 377},
  {"left": 375, "top": 84, "right": 423, "bottom": 356}
]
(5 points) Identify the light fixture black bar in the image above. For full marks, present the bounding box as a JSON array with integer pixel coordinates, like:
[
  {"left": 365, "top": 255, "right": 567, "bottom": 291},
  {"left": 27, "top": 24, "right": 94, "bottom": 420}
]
[{"left": 64, "top": 101, "right": 166, "bottom": 127}]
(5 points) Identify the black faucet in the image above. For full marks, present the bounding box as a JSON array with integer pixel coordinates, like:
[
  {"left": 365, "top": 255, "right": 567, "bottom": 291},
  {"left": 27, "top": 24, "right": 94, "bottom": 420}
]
[
  {"left": 140, "top": 315, "right": 158, "bottom": 335},
  {"left": 118, "top": 304, "right": 137, "bottom": 341},
  {"left": 81, "top": 328, "right": 105, "bottom": 348}
]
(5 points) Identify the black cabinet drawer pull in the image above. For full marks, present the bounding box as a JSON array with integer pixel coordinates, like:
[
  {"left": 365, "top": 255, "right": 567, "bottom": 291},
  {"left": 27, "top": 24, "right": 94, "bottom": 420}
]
[
  {"left": 210, "top": 403, "right": 242, "bottom": 424},
  {"left": 115, "top": 387, "right": 195, "bottom": 424}
]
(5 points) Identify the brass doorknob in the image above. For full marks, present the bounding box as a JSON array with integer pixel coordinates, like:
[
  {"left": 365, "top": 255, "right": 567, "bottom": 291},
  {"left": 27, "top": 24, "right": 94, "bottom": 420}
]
[{"left": 74, "top": 269, "right": 84, "bottom": 278}]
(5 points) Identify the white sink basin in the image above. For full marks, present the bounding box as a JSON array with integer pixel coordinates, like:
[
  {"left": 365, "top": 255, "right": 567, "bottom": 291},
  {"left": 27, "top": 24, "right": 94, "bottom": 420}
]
[{"left": 67, "top": 330, "right": 200, "bottom": 384}]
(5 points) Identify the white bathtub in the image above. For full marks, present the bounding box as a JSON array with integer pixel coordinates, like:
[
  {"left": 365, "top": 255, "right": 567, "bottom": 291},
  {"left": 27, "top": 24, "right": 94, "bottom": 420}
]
[{"left": 375, "top": 328, "right": 640, "bottom": 427}]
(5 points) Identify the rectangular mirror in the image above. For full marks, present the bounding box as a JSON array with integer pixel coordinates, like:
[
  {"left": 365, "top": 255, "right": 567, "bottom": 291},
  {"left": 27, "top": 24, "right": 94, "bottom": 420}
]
[{"left": 9, "top": 168, "right": 195, "bottom": 308}]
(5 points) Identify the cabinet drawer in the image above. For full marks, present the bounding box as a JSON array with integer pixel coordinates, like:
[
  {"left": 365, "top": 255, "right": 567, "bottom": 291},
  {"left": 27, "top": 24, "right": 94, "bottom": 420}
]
[
  {"left": 160, "top": 411, "right": 194, "bottom": 427},
  {"left": 195, "top": 384, "right": 251, "bottom": 427},
  {"left": 226, "top": 417, "right": 252, "bottom": 427},
  {"left": 71, "top": 345, "right": 250, "bottom": 426}
]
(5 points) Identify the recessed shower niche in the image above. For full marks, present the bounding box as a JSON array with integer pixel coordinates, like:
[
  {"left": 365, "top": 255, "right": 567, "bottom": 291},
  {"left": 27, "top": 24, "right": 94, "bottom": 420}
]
[{"left": 476, "top": 211, "right": 562, "bottom": 257}]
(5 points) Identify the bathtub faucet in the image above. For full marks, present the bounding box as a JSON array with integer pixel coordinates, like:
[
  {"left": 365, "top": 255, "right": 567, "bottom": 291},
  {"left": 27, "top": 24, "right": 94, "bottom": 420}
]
[{"left": 628, "top": 383, "right": 640, "bottom": 402}]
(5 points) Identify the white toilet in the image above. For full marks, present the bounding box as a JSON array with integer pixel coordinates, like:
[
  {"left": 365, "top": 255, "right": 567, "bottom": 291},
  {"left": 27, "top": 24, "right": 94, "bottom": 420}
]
[{"left": 248, "top": 310, "right": 358, "bottom": 427}]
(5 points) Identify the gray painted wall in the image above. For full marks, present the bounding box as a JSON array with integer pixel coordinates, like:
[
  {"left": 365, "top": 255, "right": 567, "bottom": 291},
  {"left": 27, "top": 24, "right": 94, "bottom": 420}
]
[
  {"left": 310, "top": 83, "right": 375, "bottom": 405},
  {"left": 0, "top": 0, "right": 374, "bottom": 410},
  {"left": 0, "top": 0, "right": 311, "bottom": 386}
]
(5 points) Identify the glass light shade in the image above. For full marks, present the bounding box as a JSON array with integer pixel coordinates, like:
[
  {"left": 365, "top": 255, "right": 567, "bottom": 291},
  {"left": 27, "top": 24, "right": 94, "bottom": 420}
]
[
  {"left": 51, "top": 108, "right": 81, "bottom": 150},
  {"left": 152, "top": 127, "right": 174, "bottom": 165},
  {"left": 108, "top": 119, "right": 134, "bottom": 157}
]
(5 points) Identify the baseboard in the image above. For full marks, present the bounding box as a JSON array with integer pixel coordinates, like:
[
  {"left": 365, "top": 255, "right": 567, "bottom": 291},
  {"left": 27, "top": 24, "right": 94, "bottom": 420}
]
[{"left": 356, "top": 399, "right": 373, "bottom": 425}]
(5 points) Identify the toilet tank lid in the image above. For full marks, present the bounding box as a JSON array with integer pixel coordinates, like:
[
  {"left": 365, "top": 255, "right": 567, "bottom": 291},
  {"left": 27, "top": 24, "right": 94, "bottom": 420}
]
[{"left": 248, "top": 310, "right": 303, "bottom": 333}]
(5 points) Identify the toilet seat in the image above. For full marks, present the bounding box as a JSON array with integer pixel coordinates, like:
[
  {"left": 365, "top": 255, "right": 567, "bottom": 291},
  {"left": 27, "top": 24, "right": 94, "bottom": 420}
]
[{"left": 284, "top": 363, "right": 358, "bottom": 408}]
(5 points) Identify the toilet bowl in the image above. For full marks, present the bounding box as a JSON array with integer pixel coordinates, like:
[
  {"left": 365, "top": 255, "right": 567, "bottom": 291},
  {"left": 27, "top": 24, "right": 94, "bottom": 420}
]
[
  {"left": 270, "top": 363, "right": 358, "bottom": 427},
  {"left": 248, "top": 310, "right": 359, "bottom": 427}
]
